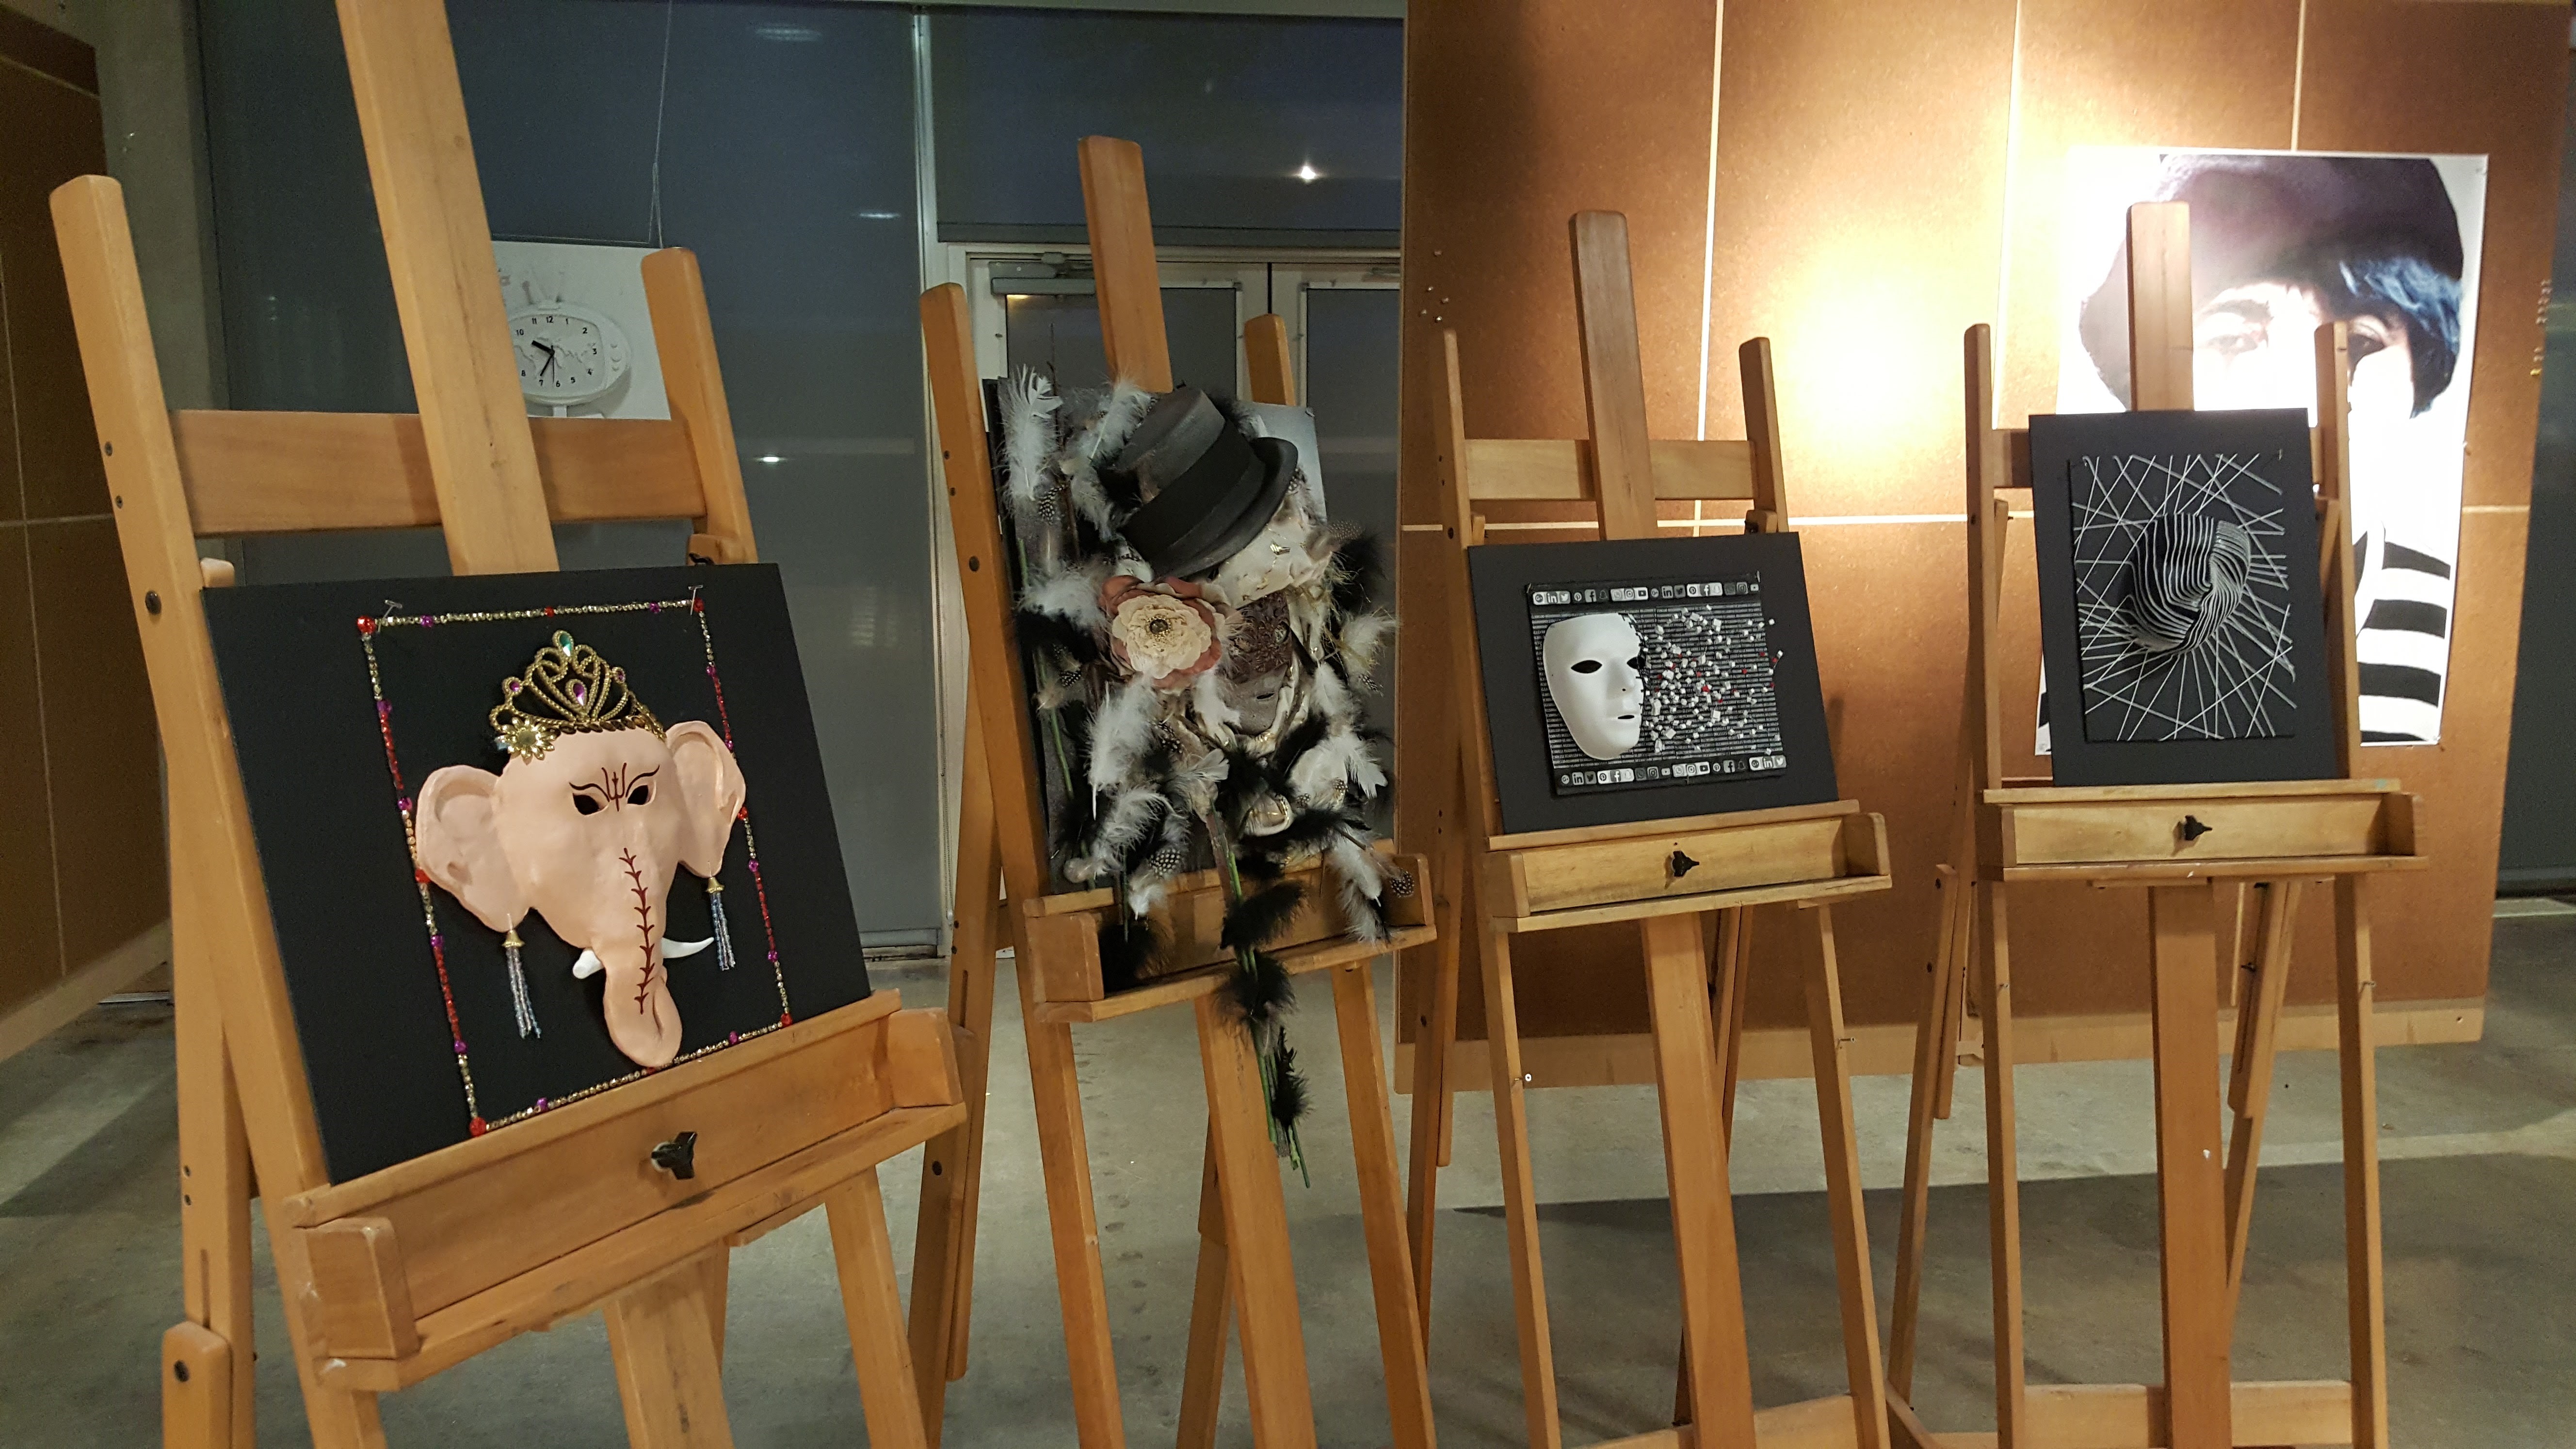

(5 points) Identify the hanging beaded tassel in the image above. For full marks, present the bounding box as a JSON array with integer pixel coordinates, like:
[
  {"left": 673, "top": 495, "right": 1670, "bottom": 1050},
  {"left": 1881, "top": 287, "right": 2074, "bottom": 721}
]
[
  {"left": 503, "top": 929, "right": 540, "bottom": 1038},
  {"left": 707, "top": 879, "right": 740, "bottom": 972}
]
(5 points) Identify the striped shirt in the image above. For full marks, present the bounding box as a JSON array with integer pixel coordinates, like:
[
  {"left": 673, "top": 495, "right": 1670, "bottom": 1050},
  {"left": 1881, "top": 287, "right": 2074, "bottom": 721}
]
[{"left": 2353, "top": 535, "right": 2452, "bottom": 744}]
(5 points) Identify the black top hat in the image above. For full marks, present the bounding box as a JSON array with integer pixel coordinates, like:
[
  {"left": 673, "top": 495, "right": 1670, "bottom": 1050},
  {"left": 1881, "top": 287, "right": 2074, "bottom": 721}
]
[{"left": 1113, "top": 387, "right": 1299, "bottom": 580}]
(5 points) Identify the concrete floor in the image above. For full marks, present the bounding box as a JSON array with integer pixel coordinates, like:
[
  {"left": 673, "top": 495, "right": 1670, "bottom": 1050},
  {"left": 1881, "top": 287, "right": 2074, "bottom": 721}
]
[{"left": 4, "top": 911, "right": 2572, "bottom": 1447}]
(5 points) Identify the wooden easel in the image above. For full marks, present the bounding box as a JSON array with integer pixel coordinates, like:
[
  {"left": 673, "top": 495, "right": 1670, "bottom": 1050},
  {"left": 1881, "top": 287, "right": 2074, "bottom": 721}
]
[
  {"left": 1880, "top": 202, "right": 2424, "bottom": 1449},
  {"left": 1426, "top": 209, "right": 1896, "bottom": 1449},
  {"left": 912, "top": 135, "right": 1440, "bottom": 1449},
  {"left": 53, "top": 5, "right": 964, "bottom": 1446}
]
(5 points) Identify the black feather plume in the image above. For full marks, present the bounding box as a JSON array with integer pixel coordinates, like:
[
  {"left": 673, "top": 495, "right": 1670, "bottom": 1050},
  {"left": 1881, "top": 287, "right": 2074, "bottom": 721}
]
[
  {"left": 1014, "top": 606, "right": 1103, "bottom": 667},
  {"left": 1221, "top": 881, "right": 1306, "bottom": 953},
  {"left": 1096, "top": 911, "right": 1164, "bottom": 994},
  {"left": 1268, "top": 1040, "right": 1309, "bottom": 1132},
  {"left": 1225, "top": 948, "right": 1295, "bottom": 1027},
  {"left": 1329, "top": 533, "right": 1382, "bottom": 618}
]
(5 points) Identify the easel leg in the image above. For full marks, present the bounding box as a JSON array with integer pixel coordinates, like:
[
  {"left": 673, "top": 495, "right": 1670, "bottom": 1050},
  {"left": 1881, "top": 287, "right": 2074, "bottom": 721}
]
[
  {"left": 1014, "top": 948, "right": 1129, "bottom": 1449},
  {"left": 1674, "top": 904, "right": 1748, "bottom": 1430},
  {"left": 1175, "top": 1128, "right": 1230, "bottom": 1449},
  {"left": 1643, "top": 912, "right": 1755, "bottom": 1449},
  {"left": 1332, "top": 959, "right": 1437, "bottom": 1449},
  {"left": 910, "top": 706, "right": 1007, "bottom": 1440},
  {"left": 1717, "top": 908, "right": 1754, "bottom": 1129},
  {"left": 828, "top": 1168, "right": 935, "bottom": 1449},
  {"left": 1888, "top": 868, "right": 1968, "bottom": 1400},
  {"left": 2336, "top": 875, "right": 2392, "bottom": 1449},
  {"left": 1979, "top": 883, "right": 2028, "bottom": 1449},
  {"left": 1803, "top": 906, "right": 1891, "bottom": 1449},
  {"left": 171, "top": 906, "right": 256, "bottom": 1449},
  {"left": 605, "top": 1249, "right": 739, "bottom": 1449},
  {"left": 2222, "top": 880, "right": 2300, "bottom": 1329},
  {"left": 264, "top": 1197, "right": 389, "bottom": 1449},
  {"left": 1481, "top": 925, "right": 1562, "bottom": 1449},
  {"left": 1193, "top": 994, "right": 1320, "bottom": 1449},
  {"left": 1405, "top": 773, "right": 1471, "bottom": 1331},
  {"left": 698, "top": 1249, "right": 730, "bottom": 1366},
  {"left": 2146, "top": 884, "right": 2232, "bottom": 1449}
]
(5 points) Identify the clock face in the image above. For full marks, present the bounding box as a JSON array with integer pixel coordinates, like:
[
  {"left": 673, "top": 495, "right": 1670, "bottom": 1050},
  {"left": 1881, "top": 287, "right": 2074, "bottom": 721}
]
[{"left": 512, "top": 304, "right": 630, "bottom": 407}]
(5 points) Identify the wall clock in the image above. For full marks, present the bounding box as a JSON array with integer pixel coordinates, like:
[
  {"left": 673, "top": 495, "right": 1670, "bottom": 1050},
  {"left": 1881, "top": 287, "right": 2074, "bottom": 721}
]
[{"left": 510, "top": 299, "right": 631, "bottom": 415}]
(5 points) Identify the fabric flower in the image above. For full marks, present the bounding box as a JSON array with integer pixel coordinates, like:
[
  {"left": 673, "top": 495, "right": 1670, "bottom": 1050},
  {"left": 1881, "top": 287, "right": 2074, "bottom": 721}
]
[{"left": 1102, "top": 576, "right": 1223, "bottom": 688}]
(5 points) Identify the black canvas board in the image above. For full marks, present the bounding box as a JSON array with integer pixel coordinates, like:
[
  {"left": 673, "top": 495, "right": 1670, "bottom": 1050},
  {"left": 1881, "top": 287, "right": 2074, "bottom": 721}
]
[
  {"left": 2029, "top": 408, "right": 2340, "bottom": 786},
  {"left": 1468, "top": 532, "right": 1838, "bottom": 836},
  {"left": 204, "top": 564, "right": 870, "bottom": 1183}
]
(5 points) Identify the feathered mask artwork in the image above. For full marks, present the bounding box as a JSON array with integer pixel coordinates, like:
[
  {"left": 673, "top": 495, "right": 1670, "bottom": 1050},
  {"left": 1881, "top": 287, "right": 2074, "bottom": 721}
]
[{"left": 998, "top": 374, "right": 1400, "bottom": 1163}]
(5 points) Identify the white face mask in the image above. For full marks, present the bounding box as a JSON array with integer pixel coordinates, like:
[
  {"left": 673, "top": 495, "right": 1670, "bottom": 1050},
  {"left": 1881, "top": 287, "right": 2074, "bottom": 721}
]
[{"left": 1542, "top": 612, "right": 1644, "bottom": 761}]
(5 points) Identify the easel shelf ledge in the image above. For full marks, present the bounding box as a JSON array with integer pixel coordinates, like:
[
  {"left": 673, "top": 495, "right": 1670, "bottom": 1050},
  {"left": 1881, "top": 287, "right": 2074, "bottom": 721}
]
[
  {"left": 1029, "top": 925, "right": 1438, "bottom": 1027},
  {"left": 316, "top": 1100, "right": 965, "bottom": 1394},
  {"left": 276, "top": 989, "right": 905, "bottom": 1229}
]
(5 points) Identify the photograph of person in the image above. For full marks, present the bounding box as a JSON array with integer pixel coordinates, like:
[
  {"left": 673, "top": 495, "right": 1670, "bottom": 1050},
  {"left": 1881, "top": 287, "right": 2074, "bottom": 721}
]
[{"left": 2056, "top": 147, "right": 2486, "bottom": 744}]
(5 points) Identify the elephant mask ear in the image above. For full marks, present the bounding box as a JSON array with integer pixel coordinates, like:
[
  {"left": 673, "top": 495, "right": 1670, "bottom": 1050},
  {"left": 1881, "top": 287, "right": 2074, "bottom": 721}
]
[
  {"left": 415, "top": 764, "right": 529, "bottom": 934},
  {"left": 666, "top": 721, "right": 747, "bottom": 877}
]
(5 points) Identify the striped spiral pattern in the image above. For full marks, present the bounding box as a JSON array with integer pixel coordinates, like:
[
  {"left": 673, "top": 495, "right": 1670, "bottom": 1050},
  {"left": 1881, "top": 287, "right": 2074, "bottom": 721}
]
[{"left": 2125, "top": 513, "right": 2253, "bottom": 654}]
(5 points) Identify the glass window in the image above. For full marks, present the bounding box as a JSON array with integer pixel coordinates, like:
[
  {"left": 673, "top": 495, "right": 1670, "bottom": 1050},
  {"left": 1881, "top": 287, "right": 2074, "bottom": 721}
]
[{"left": 931, "top": 10, "right": 1401, "bottom": 244}]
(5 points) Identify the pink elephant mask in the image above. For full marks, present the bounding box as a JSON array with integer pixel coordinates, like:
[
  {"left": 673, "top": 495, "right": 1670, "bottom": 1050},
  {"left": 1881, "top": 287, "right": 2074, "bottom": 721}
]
[{"left": 413, "top": 632, "right": 745, "bottom": 1069}]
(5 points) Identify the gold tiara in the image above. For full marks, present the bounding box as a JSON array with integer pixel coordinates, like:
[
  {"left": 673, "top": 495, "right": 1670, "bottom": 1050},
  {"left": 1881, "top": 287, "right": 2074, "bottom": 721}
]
[{"left": 490, "top": 631, "right": 663, "bottom": 761}]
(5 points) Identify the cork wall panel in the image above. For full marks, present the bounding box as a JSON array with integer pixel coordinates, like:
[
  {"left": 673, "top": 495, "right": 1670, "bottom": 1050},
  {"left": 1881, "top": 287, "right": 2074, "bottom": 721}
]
[
  {"left": 1395, "top": 0, "right": 1722, "bottom": 1047},
  {"left": 1700, "top": 0, "right": 2019, "bottom": 516},
  {"left": 1992, "top": 0, "right": 2303, "bottom": 424},
  {"left": 1397, "top": 0, "right": 1719, "bottom": 454}
]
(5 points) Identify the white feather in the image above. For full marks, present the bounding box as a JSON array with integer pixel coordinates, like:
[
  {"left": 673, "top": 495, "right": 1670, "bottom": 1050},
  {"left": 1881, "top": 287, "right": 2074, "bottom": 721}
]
[
  {"left": 1086, "top": 679, "right": 1160, "bottom": 794},
  {"left": 1067, "top": 787, "right": 1161, "bottom": 881},
  {"left": 1308, "top": 662, "right": 1358, "bottom": 729},
  {"left": 1072, "top": 379, "right": 1154, "bottom": 465},
  {"left": 998, "top": 370, "right": 1062, "bottom": 512},
  {"left": 1066, "top": 461, "right": 1116, "bottom": 534},
  {"left": 1290, "top": 729, "right": 1385, "bottom": 804},
  {"left": 1189, "top": 669, "right": 1240, "bottom": 737},
  {"left": 1339, "top": 612, "right": 1395, "bottom": 680},
  {"left": 1169, "top": 743, "right": 1230, "bottom": 816},
  {"left": 1063, "top": 381, "right": 1155, "bottom": 532},
  {"left": 1327, "top": 832, "right": 1391, "bottom": 942},
  {"left": 1020, "top": 563, "right": 1107, "bottom": 627}
]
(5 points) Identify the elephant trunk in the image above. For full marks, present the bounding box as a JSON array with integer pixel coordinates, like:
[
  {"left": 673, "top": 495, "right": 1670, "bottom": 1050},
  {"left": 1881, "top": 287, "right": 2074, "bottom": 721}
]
[{"left": 592, "top": 847, "right": 685, "bottom": 1068}]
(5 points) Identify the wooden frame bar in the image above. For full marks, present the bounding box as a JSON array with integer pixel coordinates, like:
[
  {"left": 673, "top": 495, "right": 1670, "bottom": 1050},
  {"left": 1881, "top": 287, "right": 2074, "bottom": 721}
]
[{"left": 1881, "top": 202, "right": 2419, "bottom": 1449}]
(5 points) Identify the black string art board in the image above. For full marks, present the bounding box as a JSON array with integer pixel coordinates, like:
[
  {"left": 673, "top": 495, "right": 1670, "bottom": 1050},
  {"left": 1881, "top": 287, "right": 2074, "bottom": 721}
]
[
  {"left": 1469, "top": 531, "right": 1838, "bottom": 836},
  {"left": 2029, "top": 408, "right": 2338, "bottom": 786},
  {"left": 204, "top": 564, "right": 871, "bottom": 1183}
]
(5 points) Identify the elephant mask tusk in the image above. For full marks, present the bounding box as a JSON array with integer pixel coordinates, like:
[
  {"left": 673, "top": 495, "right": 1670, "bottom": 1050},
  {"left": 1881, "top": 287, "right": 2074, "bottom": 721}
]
[{"left": 572, "top": 940, "right": 711, "bottom": 980}]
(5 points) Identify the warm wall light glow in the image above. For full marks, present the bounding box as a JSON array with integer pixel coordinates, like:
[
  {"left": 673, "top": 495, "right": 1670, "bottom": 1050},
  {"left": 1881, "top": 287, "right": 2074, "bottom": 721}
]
[{"left": 1294, "top": 163, "right": 1321, "bottom": 183}]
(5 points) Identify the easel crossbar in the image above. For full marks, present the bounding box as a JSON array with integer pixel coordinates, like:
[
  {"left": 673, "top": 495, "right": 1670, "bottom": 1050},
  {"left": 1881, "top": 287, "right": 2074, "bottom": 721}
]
[{"left": 170, "top": 410, "right": 710, "bottom": 535}]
